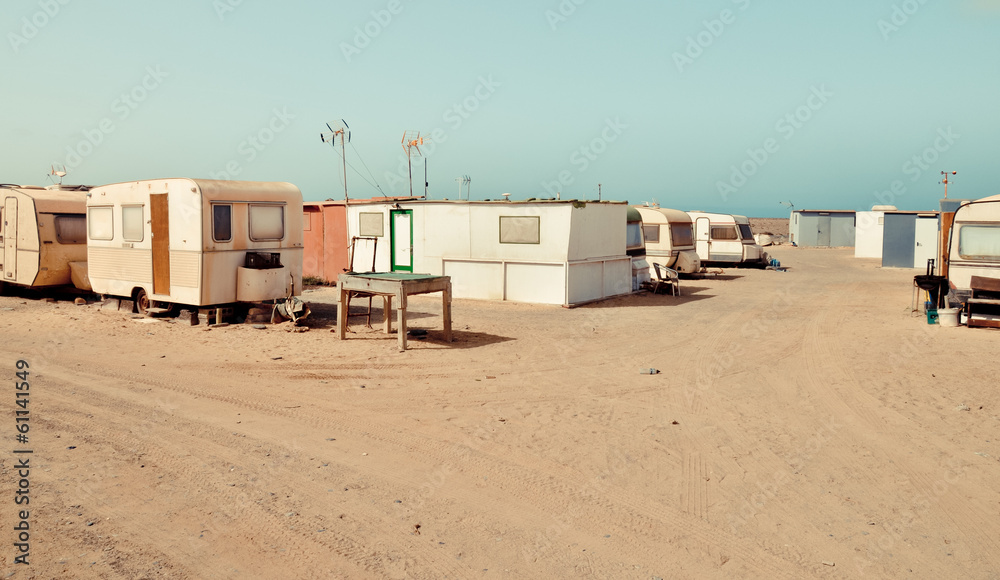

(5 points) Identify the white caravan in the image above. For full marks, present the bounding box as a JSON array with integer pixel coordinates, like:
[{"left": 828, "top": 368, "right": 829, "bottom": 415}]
[
  {"left": 947, "top": 194, "right": 1000, "bottom": 303},
  {"left": 634, "top": 206, "right": 701, "bottom": 275},
  {"left": 687, "top": 211, "right": 767, "bottom": 268},
  {"left": 86, "top": 178, "right": 303, "bottom": 313},
  {"left": 1, "top": 184, "right": 90, "bottom": 292}
]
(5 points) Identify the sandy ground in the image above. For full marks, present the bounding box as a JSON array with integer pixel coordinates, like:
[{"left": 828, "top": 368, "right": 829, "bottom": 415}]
[{"left": 2, "top": 247, "right": 999, "bottom": 579}]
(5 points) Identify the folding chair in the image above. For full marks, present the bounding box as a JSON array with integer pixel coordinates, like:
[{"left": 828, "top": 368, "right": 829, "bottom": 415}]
[{"left": 650, "top": 263, "right": 681, "bottom": 296}]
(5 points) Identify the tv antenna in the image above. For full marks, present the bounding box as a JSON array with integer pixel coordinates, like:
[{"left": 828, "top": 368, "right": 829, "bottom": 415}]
[
  {"left": 48, "top": 164, "right": 67, "bottom": 185},
  {"left": 939, "top": 171, "right": 957, "bottom": 198},
  {"left": 321, "top": 119, "right": 351, "bottom": 201},
  {"left": 778, "top": 200, "right": 795, "bottom": 211},
  {"left": 455, "top": 175, "right": 471, "bottom": 200},
  {"left": 402, "top": 131, "right": 429, "bottom": 198}
]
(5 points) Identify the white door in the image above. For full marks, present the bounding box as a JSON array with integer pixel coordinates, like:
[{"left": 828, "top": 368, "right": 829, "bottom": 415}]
[
  {"left": 3, "top": 197, "right": 16, "bottom": 280},
  {"left": 695, "top": 217, "right": 710, "bottom": 262},
  {"left": 913, "top": 216, "right": 938, "bottom": 270}
]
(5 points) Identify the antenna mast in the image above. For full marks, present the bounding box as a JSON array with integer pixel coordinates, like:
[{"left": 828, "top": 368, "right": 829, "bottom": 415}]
[
  {"left": 48, "top": 164, "right": 67, "bottom": 185},
  {"left": 939, "top": 171, "right": 957, "bottom": 199},
  {"left": 402, "top": 131, "right": 429, "bottom": 198},
  {"left": 321, "top": 119, "right": 351, "bottom": 201}
]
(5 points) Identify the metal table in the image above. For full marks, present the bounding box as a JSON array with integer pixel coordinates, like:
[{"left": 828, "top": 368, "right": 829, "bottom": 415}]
[{"left": 336, "top": 273, "right": 452, "bottom": 351}]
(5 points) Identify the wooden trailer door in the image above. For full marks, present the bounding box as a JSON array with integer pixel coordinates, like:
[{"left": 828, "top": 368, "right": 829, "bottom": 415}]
[
  {"left": 150, "top": 193, "right": 171, "bottom": 295},
  {"left": 3, "top": 197, "right": 16, "bottom": 280}
]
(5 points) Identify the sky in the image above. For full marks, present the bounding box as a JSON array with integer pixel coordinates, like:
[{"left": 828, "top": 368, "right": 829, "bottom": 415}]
[{"left": 3, "top": 0, "right": 999, "bottom": 217}]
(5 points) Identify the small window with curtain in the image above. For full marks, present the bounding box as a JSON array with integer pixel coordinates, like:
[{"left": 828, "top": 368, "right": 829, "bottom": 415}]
[
  {"left": 670, "top": 224, "right": 693, "bottom": 247},
  {"left": 249, "top": 204, "right": 284, "bottom": 241},
  {"left": 643, "top": 225, "right": 660, "bottom": 244},
  {"left": 499, "top": 216, "right": 540, "bottom": 244},
  {"left": 626, "top": 222, "right": 643, "bottom": 250},
  {"left": 88, "top": 206, "right": 114, "bottom": 240},
  {"left": 122, "top": 205, "right": 144, "bottom": 242},
  {"left": 213, "top": 204, "right": 232, "bottom": 242},
  {"left": 710, "top": 225, "right": 738, "bottom": 240}
]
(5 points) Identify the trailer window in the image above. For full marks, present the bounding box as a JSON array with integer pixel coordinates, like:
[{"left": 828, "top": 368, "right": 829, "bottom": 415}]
[
  {"left": 213, "top": 204, "right": 232, "bottom": 242},
  {"left": 249, "top": 204, "right": 284, "bottom": 241},
  {"left": 710, "top": 225, "right": 738, "bottom": 240},
  {"left": 626, "top": 222, "right": 643, "bottom": 250},
  {"left": 303, "top": 212, "right": 312, "bottom": 231},
  {"left": 54, "top": 215, "right": 86, "bottom": 244},
  {"left": 958, "top": 225, "right": 1000, "bottom": 260},
  {"left": 88, "top": 206, "right": 114, "bottom": 240},
  {"left": 738, "top": 224, "right": 754, "bottom": 241},
  {"left": 670, "top": 224, "right": 693, "bottom": 247},
  {"left": 499, "top": 216, "right": 540, "bottom": 244},
  {"left": 643, "top": 225, "right": 659, "bottom": 244},
  {"left": 122, "top": 205, "right": 144, "bottom": 242},
  {"left": 359, "top": 212, "right": 384, "bottom": 237}
]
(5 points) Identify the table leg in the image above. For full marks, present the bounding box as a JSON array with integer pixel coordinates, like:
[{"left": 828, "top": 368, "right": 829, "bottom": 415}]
[
  {"left": 442, "top": 282, "right": 452, "bottom": 343},
  {"left": 383, "top": 295, "right": 392, "bottom": 334},
  {"left": 337, "top": 284, "right": 347, "bottom": 339},
  {"left": 397, "top": 291, "right": 407, "bottom": 352}
]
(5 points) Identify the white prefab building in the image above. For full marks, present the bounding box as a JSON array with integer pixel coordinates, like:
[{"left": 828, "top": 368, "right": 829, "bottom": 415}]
[
  {"left": 854, "top": 206, "right": 896, "bottom": 259},
  {"left": 879, "top": 211, "right": 939, "bottom": 269},
  {"left": 86, "top": 179, "right": 303, "bottom": 312},
  {"left": 1, "top": 185, "right": 89, "bottom": 291},
  {"left": 344, "top": 199, "right": 632, "bottom": 306}
]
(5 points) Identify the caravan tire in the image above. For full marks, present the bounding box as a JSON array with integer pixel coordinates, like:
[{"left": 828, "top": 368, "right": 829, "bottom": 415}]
[{"left": 134, "top": 288, "right": 151, "bottom": 315}]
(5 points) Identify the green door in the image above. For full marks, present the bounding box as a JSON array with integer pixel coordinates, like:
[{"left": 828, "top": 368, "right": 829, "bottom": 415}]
[{"left": 390, "top": 209, "right": 413, "bottom": 272}]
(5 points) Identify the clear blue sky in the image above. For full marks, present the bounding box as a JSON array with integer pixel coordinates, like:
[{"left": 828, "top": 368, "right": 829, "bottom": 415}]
[{"left": 3, "top": 0, "right": 998, "bottom": 216}]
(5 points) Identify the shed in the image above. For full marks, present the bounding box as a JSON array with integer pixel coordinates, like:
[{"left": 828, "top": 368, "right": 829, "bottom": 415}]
[
  {"left": 344, "top": 199, "right": 632, "bottom": 306},
  {"left": 854, "top": 205, "right": 896, "bottom": 259},
  {"left": 789, "top": 210, "right": 856, "bottom": 247},
  {"left": 303, "top": 197, "right": 419, "bottom": 284},
  {"left": 302, "top": 201, "right": 349, "bottom": 284},
  {"left": 881, "top": 211, "right": 940, "bottom": 269}
]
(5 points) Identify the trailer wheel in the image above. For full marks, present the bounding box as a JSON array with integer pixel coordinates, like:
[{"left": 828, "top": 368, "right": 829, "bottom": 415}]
[{"left": 134, "top": 288, "right": 151, "bottom": 315}]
